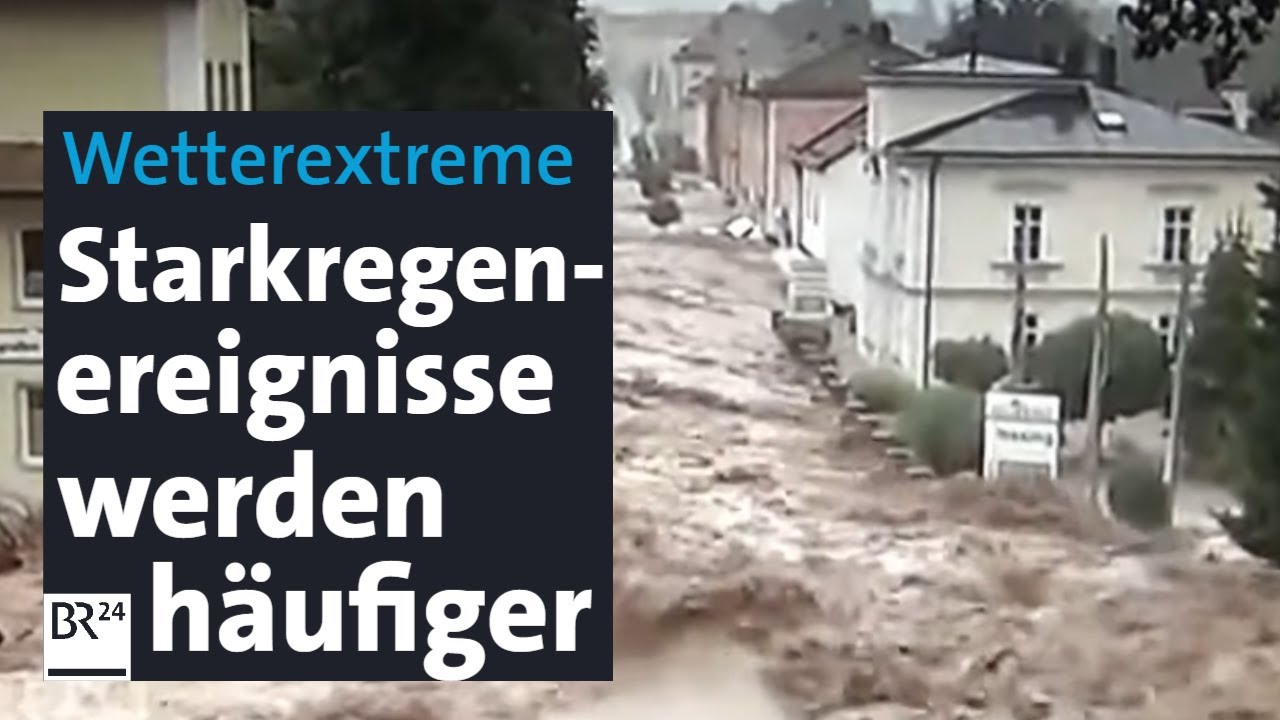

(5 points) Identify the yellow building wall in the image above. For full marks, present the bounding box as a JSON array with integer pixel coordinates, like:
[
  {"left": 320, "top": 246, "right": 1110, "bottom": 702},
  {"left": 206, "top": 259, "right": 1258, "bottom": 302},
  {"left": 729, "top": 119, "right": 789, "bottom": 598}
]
[{"left": 0, "top": 0, "right": 169, "bottom": 140}]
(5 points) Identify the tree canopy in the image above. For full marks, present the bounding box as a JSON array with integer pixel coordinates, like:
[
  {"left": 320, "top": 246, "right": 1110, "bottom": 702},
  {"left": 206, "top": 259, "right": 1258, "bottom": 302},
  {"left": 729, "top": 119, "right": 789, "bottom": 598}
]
[
  {"left": 928, "top": 0, "right": 1094, "bottom": 67},
  {"left": 1182, "top": 220, "right": 1257, "bottom": 469},
  {"left": 1219, "top": 232, "right": 1280, "bottom": 563},
  {"left": 1027, "top": 312, "right": 1170, "bottom": 422},
  {"left": 1118, "top": 0, "right": 1279, "bottom": 87},
  {"left": 252, "top": 0, "right": 607, "bottom": 111}
]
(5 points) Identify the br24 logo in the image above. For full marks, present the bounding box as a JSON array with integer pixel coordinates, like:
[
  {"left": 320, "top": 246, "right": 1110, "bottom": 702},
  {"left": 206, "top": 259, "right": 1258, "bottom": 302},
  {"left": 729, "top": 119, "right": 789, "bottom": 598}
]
[{"left": 50, "top": 600, "right": 127, "bottom": 640}]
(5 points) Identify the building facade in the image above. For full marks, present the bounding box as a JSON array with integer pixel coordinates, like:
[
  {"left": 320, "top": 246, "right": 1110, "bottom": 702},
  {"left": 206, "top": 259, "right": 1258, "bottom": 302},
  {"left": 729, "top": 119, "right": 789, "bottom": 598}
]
[
  {"left": 0, "top": 0, "right": 255, "bottom": 502},
  {"left": 794, "top": 55, "right": 1280, "bottom": 387},
  {"left": 746, "top": 24, "right": 919, "bottom": 237}
]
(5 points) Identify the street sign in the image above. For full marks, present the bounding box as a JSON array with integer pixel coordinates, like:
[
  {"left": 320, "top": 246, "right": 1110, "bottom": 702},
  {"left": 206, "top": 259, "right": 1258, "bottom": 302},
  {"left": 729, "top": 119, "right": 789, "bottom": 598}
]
[
  {"left": 982, "top": 390, "right": 1061, "bottom": 480},
  {"left": 0, "top": 327, "right": 42, "bottom": 363}
]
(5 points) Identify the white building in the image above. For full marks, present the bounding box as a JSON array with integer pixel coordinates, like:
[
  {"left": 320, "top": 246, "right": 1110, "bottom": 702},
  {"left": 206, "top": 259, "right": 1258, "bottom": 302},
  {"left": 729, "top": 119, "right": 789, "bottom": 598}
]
[{"left": 792, "top": 54, "right": 1280, "bottom": 387}]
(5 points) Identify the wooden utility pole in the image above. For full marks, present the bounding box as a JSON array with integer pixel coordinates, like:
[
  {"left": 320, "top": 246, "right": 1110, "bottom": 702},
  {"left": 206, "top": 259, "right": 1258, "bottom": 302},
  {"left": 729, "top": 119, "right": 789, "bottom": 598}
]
[
  {"left": 1010, "top": 223, "right": 1030, "bottom": 385},
  {"left": 1084, "top": 234, "right": 1111, "bottom": 502},
  {"left": 1162, "top": 250, "right": 1196, "bottom": 503}
]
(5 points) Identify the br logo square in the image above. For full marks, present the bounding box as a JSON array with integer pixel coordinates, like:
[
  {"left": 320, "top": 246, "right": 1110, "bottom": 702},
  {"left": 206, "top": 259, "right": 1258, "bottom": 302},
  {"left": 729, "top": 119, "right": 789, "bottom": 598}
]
[{"left": 43, "top": 594, "right": 132, "bottom": 680}]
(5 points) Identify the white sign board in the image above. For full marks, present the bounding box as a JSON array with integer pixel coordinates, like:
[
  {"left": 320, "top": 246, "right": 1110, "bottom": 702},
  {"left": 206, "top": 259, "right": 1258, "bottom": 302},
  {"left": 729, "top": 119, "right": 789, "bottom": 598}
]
[
  {"left": 982, "top": 390, "right": 1061, "bottom": 480},
  {"left": 0, "top": 327, "right": 42, "bottom": 363}
]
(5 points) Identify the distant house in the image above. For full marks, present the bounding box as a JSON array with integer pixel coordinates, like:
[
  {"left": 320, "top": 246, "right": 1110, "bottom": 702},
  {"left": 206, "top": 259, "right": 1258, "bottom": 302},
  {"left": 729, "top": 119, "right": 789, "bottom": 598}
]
[
  {"left": 744, "top": 21, "right": 920, "bottom": 237},
  {"left": 0, "top": 0, "right": 259, "bottom": 501},
  {"left": 792, "top": 54, "right": 1280, "bottom": 386},
  {"left": 672, "top": 41, "right": 719, "bottom": 177},
  {"left": 671, "top": 5, "right": 791, "bottom": 188}
]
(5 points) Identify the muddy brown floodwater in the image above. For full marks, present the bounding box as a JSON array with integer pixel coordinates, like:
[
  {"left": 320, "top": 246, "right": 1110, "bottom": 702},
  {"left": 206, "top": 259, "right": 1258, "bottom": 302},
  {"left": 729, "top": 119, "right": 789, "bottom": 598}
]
[{"left": 0, "top": 180, "right": 1277, "bottom": 719}]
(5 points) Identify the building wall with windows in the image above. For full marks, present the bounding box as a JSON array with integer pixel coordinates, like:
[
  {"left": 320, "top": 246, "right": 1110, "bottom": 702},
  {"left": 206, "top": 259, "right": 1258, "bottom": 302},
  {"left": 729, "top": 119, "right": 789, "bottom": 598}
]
[
  {"left": 846, "top": 157, "right": 1276, "bottom": 385},
  {"left": 925, "top": 160, "right": 1273, "bottom": 293},
  {"left": 0, "top": 0, "right": 253, "bottom": 503}
]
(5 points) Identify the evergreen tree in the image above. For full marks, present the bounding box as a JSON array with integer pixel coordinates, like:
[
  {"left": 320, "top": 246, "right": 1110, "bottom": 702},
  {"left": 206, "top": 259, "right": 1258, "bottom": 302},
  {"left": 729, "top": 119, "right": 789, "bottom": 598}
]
[
  {"left": 1220, "top": 235, "right": 1280, "bottom": 563},
  {"left": 1120, "top": 0, "right": 1280, "bottom": 561},
  {"left": 1182, "top": 219, "right": 1257, "bottom": 474},
  {"left": 252, "top": 0, "right": 607, "bottom": 111}
]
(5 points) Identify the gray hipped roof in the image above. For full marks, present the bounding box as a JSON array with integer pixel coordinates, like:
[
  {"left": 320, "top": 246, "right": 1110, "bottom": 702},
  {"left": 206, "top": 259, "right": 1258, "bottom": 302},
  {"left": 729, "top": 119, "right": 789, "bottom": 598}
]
[
  {"left": 892, "top": 85, "right": 1280, "bottom": 160},
  {"left": 888, "top": 54, "right": 1063, "bottom": 77}
]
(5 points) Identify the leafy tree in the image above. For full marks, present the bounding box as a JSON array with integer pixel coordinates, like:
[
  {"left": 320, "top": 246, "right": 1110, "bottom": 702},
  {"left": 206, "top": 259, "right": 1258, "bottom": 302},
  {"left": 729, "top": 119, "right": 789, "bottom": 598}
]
[
  {"left": 1028, "top": 312, "right": 1170, "bottom": 422},
  {"left": 1219, "top": 235, "right": 1280, "bottom": 563},
  {"left": 252, "top": 0, "right": 607, "bottom": 111},
  {"left": 933, "top": 337, "right": 1009, "bottom": 392},
  {"left": 928, "top": 0, "right": 1093, "bottom": 66},
  {"left": 1182, "top": 219, "right": 1258, "bottom": 472},
  {"left": 1118, "top": 0, "right": 1278, "bottom": 88}
]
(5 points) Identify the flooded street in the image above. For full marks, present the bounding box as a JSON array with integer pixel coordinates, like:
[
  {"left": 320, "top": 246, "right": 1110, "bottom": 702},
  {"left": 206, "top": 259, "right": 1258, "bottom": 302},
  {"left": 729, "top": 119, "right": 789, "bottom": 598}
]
[{"left": 0, "top": 179, "right": 1277, "bottom": 719}]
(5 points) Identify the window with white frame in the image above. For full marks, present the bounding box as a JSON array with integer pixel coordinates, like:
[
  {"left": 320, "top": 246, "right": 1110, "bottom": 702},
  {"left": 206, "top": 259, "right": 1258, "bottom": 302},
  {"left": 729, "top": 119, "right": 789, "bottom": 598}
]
[
  {"left": 1161, "top": 205, "right": 1194, "bottom": 263},
  {"left": 16, "top": 229, "right": 42, "bottom": 307},
  {"left": 19, "top": 386, "right": 42, "bottom": 467},
  {"left": 1012, "top": 204, "right": 1044, "bottom": 262}
]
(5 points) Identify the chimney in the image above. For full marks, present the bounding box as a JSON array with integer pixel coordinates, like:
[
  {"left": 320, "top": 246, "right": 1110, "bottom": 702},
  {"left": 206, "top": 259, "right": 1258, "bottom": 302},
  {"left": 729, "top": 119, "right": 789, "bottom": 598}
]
[
  {"left": 868, "top": 20, "right": 892, "bottom": 46},
  {"left": 1038, "top": 44, "right": 1060, "bottom": 67},
  {"left": 1220, "top": 83, "right": 1252, "bottom": 132},
  {"left": 1061, "top": 40, "right": 1087, "bottom": 77},
  {"left": 1096, "top": 40, "right": 1118, "bottom": 90}
]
